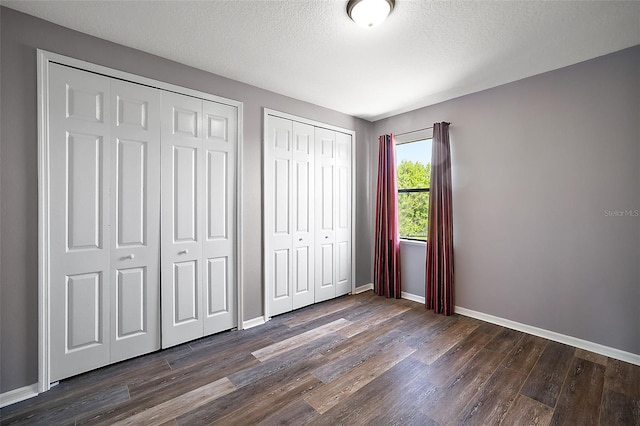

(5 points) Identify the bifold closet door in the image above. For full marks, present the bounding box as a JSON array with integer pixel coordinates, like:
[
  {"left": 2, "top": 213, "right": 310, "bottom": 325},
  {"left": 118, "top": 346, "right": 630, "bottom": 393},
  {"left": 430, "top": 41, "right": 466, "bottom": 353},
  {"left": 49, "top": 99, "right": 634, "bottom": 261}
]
[
  {"left": 314, "top": 128, "right": 337, "bottom": 303},
  {"left": 266, "top": 117, "right": 316, "bottom": 316},
  {"left": 314, "top": 129, "right": 352, "bottom": 302},
  {"left": 291, "top": 122, "right": 315, "bottom": 310},
  {"left": 161, "top": 93, "right": 205, "bottom": 347},
  {"left": 161, "top": 92, "right": 237, "bottom": 347},
  {"left": 49, "top": 64, "right": 161, "bottom": 381},
  {"left": 265, "top": 116, "right": 294, "bottom": 316},
  {"left": 334, "top": 132, "right": 352, "bottom": 297},
  {"left": 109, "top": 80, "right": 161, "bottom": 363},
  {"left": 202, "top": 100, "right": 237, "bottom": 335}
]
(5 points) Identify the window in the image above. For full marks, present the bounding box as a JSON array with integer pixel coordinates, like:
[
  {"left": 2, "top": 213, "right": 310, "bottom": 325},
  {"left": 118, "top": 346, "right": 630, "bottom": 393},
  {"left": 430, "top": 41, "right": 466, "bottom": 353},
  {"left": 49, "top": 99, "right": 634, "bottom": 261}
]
[{"left": 396, "top": 138, "right": 432, "bottom": 241}]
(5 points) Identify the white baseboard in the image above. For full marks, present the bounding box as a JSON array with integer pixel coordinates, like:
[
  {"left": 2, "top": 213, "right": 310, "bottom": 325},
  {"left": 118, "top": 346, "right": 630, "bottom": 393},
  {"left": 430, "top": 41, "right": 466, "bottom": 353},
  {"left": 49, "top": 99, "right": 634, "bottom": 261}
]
[
  {"left": 455, "top": 306, "right": 640, "bottom": 366},
  {"left": 0, "top": 383, "right": 39, "bottom": 408},
  {"left": 242, "top": 316, "right": 267, "bottom": 330},
  {"left": 353, "top": 283, "right": 373, "bottom": 294},
  {"left": 401, "top": 291, "right": 425, "bottom": 304}
]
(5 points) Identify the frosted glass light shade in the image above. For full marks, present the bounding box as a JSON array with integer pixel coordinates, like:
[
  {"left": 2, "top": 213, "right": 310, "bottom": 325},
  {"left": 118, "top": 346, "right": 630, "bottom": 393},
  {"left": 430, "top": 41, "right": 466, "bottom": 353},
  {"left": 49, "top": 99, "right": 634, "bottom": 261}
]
[{"left": 347, "top": 0, "right": 395, "bottom": 28}]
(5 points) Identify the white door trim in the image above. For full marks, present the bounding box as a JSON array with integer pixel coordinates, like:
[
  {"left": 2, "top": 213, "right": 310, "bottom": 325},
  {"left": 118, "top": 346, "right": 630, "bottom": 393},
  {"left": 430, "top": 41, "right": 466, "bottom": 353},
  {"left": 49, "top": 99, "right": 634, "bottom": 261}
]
[
  {"left": 37, "top": 49, "right": 244, "bottom": 393},
  {"left": 262, "top": 108, "right": 356, "bottom": 320}
]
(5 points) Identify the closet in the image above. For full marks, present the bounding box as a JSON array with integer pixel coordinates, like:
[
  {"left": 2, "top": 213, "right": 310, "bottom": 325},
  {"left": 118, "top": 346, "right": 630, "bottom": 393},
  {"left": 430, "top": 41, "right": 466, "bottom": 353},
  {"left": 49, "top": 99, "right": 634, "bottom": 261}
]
[
  {"left": 264, "top": 111, "right": 353, "bottom": 317},
  {"left": 45, "top": 59, "right": 239, "bottom": 382}
]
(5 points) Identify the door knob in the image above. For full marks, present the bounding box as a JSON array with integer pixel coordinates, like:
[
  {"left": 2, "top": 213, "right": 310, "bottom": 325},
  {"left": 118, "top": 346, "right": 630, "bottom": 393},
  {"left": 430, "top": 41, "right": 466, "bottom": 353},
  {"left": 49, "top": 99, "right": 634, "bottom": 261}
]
[
  {"left": 325, "top": 236, "right": 329, "bottom": 239},
  {"left": 127, "top": 254, "right": 135, "bottom": 260},
  {"left": 179, "top": 249, "right": 189, "bottom": 255},
  {"left": 299, "top": 238, "right": 303, "bottom": 241}
]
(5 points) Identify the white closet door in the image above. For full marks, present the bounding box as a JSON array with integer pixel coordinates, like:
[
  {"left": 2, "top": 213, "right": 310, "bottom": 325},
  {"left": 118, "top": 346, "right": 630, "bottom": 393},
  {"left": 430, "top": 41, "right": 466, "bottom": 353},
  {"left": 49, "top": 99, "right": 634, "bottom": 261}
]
[
  {"left": 292, "top": 122, "right": 315, "bottom": 309},
  {"left": 335, "top": 132, "right": 352, "bottom": 296},
  {"left": 49, "top": 64, "right": 112, "bottom": 381},
  {"left": 202, "top": 101, "right": 237, "bottom": 335},
  {"left": 161, "top": 92, "right": 204, "bottom": 348},
  {"left": 109, "top": 80, "right": 161, "bottom": 361},
  {"left": 314, "top": 128, "right": 337, "bottom": 303},
  {"left": 266, "top": 116, "right": 294, "bottom": 316}
]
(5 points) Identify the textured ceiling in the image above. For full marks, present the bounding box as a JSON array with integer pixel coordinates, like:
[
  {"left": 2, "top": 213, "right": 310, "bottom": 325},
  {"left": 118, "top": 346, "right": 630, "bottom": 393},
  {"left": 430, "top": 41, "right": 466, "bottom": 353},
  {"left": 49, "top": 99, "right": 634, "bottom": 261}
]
[{"left": 2, "top": 0, "right": 639, "bottom": 121}]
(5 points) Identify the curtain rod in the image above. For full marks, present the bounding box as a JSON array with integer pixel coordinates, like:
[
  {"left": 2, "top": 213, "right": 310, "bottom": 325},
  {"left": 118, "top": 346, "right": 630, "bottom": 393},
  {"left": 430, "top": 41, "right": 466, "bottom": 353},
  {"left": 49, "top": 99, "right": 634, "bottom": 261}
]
[{"left": 394, "top": 123, "right": 451, "bottom": 137}]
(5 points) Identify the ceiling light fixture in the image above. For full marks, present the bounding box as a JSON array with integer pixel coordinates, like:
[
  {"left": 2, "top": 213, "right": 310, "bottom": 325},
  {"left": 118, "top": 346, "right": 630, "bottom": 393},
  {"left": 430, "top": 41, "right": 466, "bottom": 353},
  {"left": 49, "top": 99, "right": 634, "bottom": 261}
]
[{"left": 347, "top": 0, "right": 395, "bottom": 28}]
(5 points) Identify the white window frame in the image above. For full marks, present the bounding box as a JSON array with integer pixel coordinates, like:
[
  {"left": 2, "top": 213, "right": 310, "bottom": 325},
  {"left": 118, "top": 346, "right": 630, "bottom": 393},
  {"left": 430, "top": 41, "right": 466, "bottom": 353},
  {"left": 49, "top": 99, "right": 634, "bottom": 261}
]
[{"left": 395, "top": 128, "right": 433, "bottom": 244}]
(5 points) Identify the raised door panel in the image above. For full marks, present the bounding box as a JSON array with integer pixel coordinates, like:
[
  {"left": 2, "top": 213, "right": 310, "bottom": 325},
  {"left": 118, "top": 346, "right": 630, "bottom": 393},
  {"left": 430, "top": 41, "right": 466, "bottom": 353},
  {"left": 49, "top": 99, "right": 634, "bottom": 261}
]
[
  {"left": 161, "top": 92, "right": 204, "bottom": 348},
  {"left": 292, "top": 122, "right": 314, "bottom": 309},
  {"left": 173, "top": 146, "right": 199, "bottom": 242},
  {"left": 110, "top": 80, "right": 160, "bottom": 362},
  {"left": 115, "top": 267, "right": 146, "bottom": 337},
  {"left": 266, "top": 116, "right": 294, "bottom": 316},
  {"left": 173, "top": 261, "right": 199, "bottom": 323},
  {"left": 202, "top": 100, "right": 237, "bottom": 335},
  {"left": 335, "top": 132, "right": 352, "bottom": 296},
  {"left": 314, "top": 127, "right": 337, "bottom": 303},
  {"left": 49, "top": 64, "right": 111, "bottom": 381}
]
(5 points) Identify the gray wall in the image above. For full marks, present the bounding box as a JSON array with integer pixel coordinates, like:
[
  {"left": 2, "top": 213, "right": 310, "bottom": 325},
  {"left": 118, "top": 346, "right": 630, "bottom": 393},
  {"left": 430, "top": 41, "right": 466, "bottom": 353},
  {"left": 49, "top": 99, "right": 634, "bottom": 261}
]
[
  {"left": 374, "top": 46, "right": 640, "bottom": 356},
  {"left": 0, "top": 7, "right": 373, "bottom": 393}
]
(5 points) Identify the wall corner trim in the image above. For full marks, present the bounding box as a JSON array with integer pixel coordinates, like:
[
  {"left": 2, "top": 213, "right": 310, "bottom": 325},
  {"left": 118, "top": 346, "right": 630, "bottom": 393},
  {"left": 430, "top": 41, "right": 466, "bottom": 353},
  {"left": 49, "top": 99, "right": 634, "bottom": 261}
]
[
  {"left": 455, "top": 305, "right": 640, "bottom": 366},
  {"left": 353, "top": 283, "right": 373, "bottom": 294},
  {"left": 0, "top": 383, "right": 39, "bottom": 408},
  {"left": 242, "top": 316, "right": 268, "bottom": 330}
]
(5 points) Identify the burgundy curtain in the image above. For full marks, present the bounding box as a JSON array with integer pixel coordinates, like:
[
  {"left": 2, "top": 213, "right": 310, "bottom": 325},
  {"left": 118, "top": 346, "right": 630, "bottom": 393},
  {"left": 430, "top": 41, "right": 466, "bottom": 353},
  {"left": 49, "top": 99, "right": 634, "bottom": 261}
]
[
  {"left": 374, "top": 134, "right": 401, "bottom": 298},
  {"left": 425, "top": 123, "right": 454, "bottom": 314}
]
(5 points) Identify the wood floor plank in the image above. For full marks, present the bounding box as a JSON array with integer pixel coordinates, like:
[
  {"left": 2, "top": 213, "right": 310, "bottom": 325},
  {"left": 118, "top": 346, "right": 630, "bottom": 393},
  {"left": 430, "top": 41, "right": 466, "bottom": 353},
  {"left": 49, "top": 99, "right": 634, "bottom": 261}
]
[
  {"left": 599, "top": 389, "right": 640, "bottom": 425},
  {"left": 0, "top": 359, "right": 169, "bottom": 423},
  {"left": 549, "top": 358, "right": 605, "bottom": 426},
  {"left": 402, "top": 312, "right": 457, "bottom": 349},
  {"left": 313, "top": 357, "right": 437, "bottom": 426},
  {"left": 410, "top": 317, "right": 480, "bottom": 365},
  {"left": 420, "top": 329, "right": 495, "bottom": 386},
  {"left": 251, "top": 318, "right": 351, "bottom": 361},
  {"left": 456, "top": 366, "right": 528, "bottom": 425},
  {"left": 337, "top": 302, "right": 411, "bottom": 338},
  {"left": 484, "top": 327, "right": 525, "bottom": 354},
  {"left": 76, "top": 352, "right": 259, "bottom": 425},
  {"left": 313, "top": 328, "right": 406, "bottom": 383},
  {"left": 369, "top": 407, "right": 439, "bottom": 426},
  {"left": 127, "top": 348, "right": 257, "bottom": 398},
  {"left": 501, "top": 334, "right": 547, "bottom": 375},
  {"left": 520, "top": 341, "right": 574, "bottom": 407},
  {"left": 281, "top": 294, "right": 359, "bottom": 327},
  {"left": 604, "top": 358, "right": 640, "bottom": 399},
  {"left": 304, "top": 342, "right": 416, "bottom": 414},
  {"left": 500, "top": 394, "right": 554, "bottom": 426},
  {"left": 255, "top": 399, "right": 319, "bottom": 426},
  {"left": 175, "top": 355, "right": 326, "bottom": 425},
  {"left": 420, "top": 349, "right": 504, "bottom": 424},
  {"left": 1, "top": 384, "right": 130, "bottom": 426},
  {"left": 112, "top": 378, "right": 235, "bottom": 426},
  {"left": 168, "top": 336, "right": 274, "bottom": 370},
  {"left": 228, "top": 332, "right": 346, "bottom": 388},
  {"left": 324, "top": 314, "right": 405, "bottom": 360},
  {"left": 575, "top": 348, "right": 608, "bottom": 366},
  {"left": 209, "top": 374, "right": 322, "bottom": 425},
  {"left": 474, "top": 321, "right": 504, "bottom": 336}
]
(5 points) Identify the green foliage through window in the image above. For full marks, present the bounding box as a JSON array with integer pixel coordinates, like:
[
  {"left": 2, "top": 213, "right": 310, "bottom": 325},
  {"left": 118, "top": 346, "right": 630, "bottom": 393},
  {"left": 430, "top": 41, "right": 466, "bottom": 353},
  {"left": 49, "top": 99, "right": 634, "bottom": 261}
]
[{"left": 396, "top": 139, "right": 431, "bottom": 241}]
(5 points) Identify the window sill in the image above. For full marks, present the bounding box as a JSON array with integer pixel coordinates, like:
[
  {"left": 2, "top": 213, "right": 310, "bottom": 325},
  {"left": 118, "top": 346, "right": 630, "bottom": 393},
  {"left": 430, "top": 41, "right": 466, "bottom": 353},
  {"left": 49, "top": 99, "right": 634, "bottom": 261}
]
[{"left": 400, "top": 239, "right": 426, "bottom": 247}]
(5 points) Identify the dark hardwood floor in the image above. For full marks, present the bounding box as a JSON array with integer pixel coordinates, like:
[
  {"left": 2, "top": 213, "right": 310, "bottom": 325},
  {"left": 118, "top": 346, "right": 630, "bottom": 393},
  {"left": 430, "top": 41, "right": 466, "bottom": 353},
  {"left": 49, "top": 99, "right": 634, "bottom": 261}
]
[{"left": 2, "top": 291, "right": 639, "bottom": 425}]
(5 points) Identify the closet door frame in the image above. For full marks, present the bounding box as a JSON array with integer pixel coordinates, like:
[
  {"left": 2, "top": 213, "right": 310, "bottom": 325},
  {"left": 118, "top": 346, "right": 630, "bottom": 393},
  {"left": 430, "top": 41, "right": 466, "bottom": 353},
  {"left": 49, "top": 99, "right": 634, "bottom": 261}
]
[
  {"left": 37, "top": 49, "right": 244, "bottom": 394},
  {"left": 262, "top": 108, "right": 356, "bottom": 320}
]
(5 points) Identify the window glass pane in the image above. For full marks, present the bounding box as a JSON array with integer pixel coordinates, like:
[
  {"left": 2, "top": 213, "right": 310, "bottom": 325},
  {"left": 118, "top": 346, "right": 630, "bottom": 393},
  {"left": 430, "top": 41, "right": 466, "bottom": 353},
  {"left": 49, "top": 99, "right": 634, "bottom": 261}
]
[
  {"left": 398, "top": 191, "right": 429, "bottom": 241},
  {"left": 396, "top": 139, "right": 431, "bottom": 190},
  {"left": 396, "top": 139, "right": 432, "bottom": 241}
]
